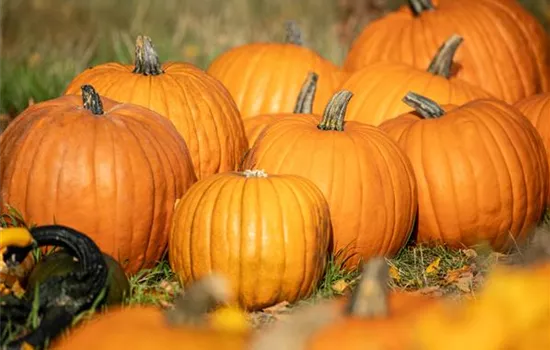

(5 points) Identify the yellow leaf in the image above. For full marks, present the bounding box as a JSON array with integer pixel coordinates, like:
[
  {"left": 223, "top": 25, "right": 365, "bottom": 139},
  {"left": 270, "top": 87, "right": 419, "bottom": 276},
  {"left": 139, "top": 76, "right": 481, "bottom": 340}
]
[
  {"left": 389, "top": 265, "right": 401, "bottom": 281},
  {"left": 425, "top": 257, "right": 441, "bottom": 274},
  {"left": 331, "top": 279, "right": 350, "bottom": 293}
]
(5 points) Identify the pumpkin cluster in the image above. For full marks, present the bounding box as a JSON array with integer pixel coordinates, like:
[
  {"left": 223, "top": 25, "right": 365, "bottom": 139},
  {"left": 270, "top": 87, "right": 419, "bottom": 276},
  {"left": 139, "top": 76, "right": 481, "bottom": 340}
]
[{"left": 2, "top": 1, "right": 550, "bottom": 347}]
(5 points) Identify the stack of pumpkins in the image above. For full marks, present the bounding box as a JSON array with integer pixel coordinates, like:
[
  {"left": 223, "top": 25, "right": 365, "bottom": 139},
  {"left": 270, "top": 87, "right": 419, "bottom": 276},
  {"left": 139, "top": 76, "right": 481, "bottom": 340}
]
[{"left": 1, "top": 0, "right": 550, "bottom": 314}]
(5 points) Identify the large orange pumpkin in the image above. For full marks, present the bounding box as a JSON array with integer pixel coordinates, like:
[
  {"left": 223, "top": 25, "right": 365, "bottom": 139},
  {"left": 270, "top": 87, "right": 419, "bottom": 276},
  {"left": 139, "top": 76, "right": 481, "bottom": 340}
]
[
  {"left": 343, "top": 0, "right": 550, "bottom": 103},
  {"left": 64, "top": 35, "right": 247, "bottom": 180},
  {"left": 515, "top": 93, "right": 550, "bottom": 203},
  {"left": 206, "top": 22, "right": 344, "bottom": 119},
  {"left": 242, "top": 91, "right": 418, "bottom": 269},
  {"left": 340, "top": 34, "right": 492, "bottom": 126},
  {"left": 169, "top": 169, "right": 332, "bottom": 311},
  {"left": 0, "top": 85, "right": 197, "bottom": 274},
  {"left": 379, "top": 92, "right": 548, "bottom": 251},
  {"left": 244, "top": 72, "right": 318, "bottom": 148}
]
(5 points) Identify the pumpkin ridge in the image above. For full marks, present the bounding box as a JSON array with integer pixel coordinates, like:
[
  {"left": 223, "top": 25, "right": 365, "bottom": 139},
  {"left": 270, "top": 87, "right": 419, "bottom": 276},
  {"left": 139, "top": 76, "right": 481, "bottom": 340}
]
[{"left": 132, "top": 35, "right": 164, "bottom": 76}]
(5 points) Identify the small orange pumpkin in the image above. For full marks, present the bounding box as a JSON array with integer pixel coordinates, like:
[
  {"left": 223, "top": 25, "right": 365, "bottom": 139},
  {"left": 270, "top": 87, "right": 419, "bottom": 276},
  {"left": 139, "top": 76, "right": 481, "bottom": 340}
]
[
  {"left": 242, "top": 91, "right": 418, "bottom": 269},
  {"left": 343, "top": 0, "right": 550, "bottom": 103},
  {"left": 244, "top": 72, "right": 318, "bottom": 148},
  {"left": 207, "top": 22, "right": 344, "bottom": 119},
  {"left": 64, "top": 35, "right": 247, "bottom": 180},
  {"left": 0, "top": 85, "right": 197, "bottom": 274},
  {"left": 340, "top": 34, "right": 492, "bottom": 126},
  {"left": 169, "top": 169, "right": 332, "bottom": 311},
  {"left": 379, "top": 92, "right": 548, "bottom": 251},
  {"left": 515, "top": 93, "right": 550, "bottom": 203}
]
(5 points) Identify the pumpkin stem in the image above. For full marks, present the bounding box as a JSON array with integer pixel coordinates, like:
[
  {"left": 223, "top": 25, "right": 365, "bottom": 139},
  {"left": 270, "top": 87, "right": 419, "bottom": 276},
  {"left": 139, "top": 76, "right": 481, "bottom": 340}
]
[
  {"left": 285, "top": 20, "right": 303, "bottom": 45},
  {"left": 427, "top": 34, "right": 463, "bottom": 78},
  {"left": 402, "top": 92, "right": 445, "bottom": 119},
  {"left": 408, "top": 0, "right": 435, "bottom": 16},
  {"left": 81, "top": 85, "right": 104, "bottom": 115},
  {"left": 132, "top": 35, "right": 164, "bottom": 76},
  {"left": 345, "top": 257, "right": 390, "bottom": 317},
  {"left": 165, "top": 274, "right": 232, "bottom": 326},
  {"left": 241, "top": 169, "right": 268, "bottom": 178},
  {"left": 317, "top": 90, "right": 353, "bottom": 131},
  {"left": 293, "top": 72, "right": 319, "bottom": 114}
]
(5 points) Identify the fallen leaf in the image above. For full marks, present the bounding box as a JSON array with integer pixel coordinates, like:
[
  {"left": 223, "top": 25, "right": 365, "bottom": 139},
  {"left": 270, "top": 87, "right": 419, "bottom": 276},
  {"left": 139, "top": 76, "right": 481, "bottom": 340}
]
[
  {"left": 444, "top": 265, "right": 473, "bottom": 284},
  {"left": 331, "top": 279, "right": 350, "bottom": 294},
  {"left": 389, "top": 265, "right": 401, "bottom": 281},
  {"left": 262, "top": 301, "right": 290, "bottom": 314},
  {"left": 425, "top": 257, "right": 441, "bottom": 274},
  {"left": 454, "top": 274, "right": 473, "bottom": 293},
  {"left": 462, "top": 249, "right": 478, "bottom": 259},
  {"left": 408, "top": 285, "right": 442, "bottom": 297}
]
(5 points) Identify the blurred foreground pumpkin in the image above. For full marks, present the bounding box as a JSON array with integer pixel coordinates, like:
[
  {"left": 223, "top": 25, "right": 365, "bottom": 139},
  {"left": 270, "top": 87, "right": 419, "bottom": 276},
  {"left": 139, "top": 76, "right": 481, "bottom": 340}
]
[
  {"left": 207, "top": 21, "right": 344, "bottom": 118},
  {"left": 343, "top": 0, "right": 550, "bottom": 103},
  {"left": 242, "top": 90, "right": 417, "bottom": 269},
  {"left": 0, "top": 85, "right": 197, "bottom": 274},
  {"left": 64, "top": 35, "right": 247, "bottom": 180},
  {"left": 52, "top": 274, "right": 251, "bottom": 350},
  {"left": 169, "top": 169, "right": 331, "bottom": 311},
  {"left": 379, "top": 92, "right": 549, "bottom": 251}
]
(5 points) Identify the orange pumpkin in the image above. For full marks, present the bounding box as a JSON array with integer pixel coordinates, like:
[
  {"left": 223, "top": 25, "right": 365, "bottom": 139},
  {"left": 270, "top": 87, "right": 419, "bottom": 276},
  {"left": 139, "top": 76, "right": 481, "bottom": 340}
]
[
  {"left": 379, "top": 92, "right": 548, "bottom": 251},
  {"left": 207, "top": 22, "right": 344, "bottom": 119},
  {"left": 340, "top": 34, "right": 492, "bottom": 126},
  {"left": 52, "top": 275, "right": 251, "bottom": 350},
  {"left": 249, "top": 257, "right": 442, "bottom": 350},
  {"left": 515, "top": 93, "right": 550, "bottom": 203},
  {"left": 0, "top": 85, "right": 197, "bottom": 274},
  {"left": 343, "top": 0, "right": 550, "bottom": 103},
  {"left": 244, "top": 72, "right": 318, "bottom": 148},
  {"left": 242, "top": 91, "right": 417, "bottom": 269},
  {"left": 169, "top": 169, "right": 332, "bottom": 311},
  {"left": 64, "top": 35, "right": 247, "bottom": 180}
]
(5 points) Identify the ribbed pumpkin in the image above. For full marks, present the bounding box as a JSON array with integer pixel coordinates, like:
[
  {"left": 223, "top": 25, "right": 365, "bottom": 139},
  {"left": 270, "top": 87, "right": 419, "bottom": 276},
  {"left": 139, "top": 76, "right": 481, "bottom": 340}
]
[
  {"left": 64, "top": 35, "right": 247, "bottom": 180},
  {"left": 343, "top": 0, "right": 550, "bottom": 103},
  {"left": 515, "top": 93, "right": 550, "bottom": 203},
  {"left": 379, "top": 92, "right": 548, "bottom": 251},
  {"left": 341, "top": 34, "right": 492, "bottom": 126},
  {"left": 0, "top": 85, "right": 197, "bottom": 274},
  {"left": 207, "top": 22, "right": 344, "bottom": 119},
  {"left": 242, "top": 91, "right": 417, "bottom": 269},
  {"left": 244, "top": 72, "right": 318, "bottom": 148},
  {"left": 169, "top": 169, "right": 331, "bottom": 311}
]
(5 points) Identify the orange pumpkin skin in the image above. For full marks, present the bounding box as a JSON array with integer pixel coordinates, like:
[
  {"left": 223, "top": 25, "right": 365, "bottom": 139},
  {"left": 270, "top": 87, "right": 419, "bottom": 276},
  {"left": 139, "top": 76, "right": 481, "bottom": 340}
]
[
  {"left": 0, "top": 88, "right": 197, "bottom": 274},
  {"left": 52, "top": 306, "right": 250, "bottom": 350},
  {"left": 243, "top": 114, "right": 284, "bottom": 149},
  {"left": 242, "top": 92, "right": 418, "bottom": 269},
  {"left": 379, "top": 95, "right": 548, "bottom": 251},
  {"left": 341, "top": 61, "right": 492, "bottom": 126},
  {"left": 64, "top": 36, "right": 247, "bottom": 180},
  {"left": 207, "top": 29, "right": 344, "bottom": 119},
  {"left": 343, "top": 0, "right": 550, "bottom": 103},
  {"left": 169, "top": 170, "right": 332, "bottom": 311},
  {"left": 515, "top": 93, "right": 550, "bottom": 203}
]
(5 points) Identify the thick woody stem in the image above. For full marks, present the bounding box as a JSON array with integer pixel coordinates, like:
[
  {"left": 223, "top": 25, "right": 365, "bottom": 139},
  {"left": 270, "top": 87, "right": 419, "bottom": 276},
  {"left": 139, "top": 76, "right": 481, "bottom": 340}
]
[
  {"left": 284, "top": 20, "right": 303, "bottom": 45},
  {"left": 81, "top": 85, "right": 104, "bottom": 115},
  {"left": 293, "top": 72, "right": 319, "bottom": 114},
  {"left": 132, "top": 35, "right": 164, "bottom": 76},
  {"left": 408, "top": 0, "right": 435, "bottom": 16},
  {"left": 317, "top": 90, "right": 353, "bottom": 131},
  {"left": 402, "top": 92, "right": 446, "bottom": 119},
  {"left": 427, "top": 34, "right": 464, "bottom": 78}
]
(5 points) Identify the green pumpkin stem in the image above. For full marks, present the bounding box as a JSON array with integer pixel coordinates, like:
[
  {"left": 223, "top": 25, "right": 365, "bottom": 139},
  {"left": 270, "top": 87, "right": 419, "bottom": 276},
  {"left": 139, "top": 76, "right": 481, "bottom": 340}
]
[
  {"left": 285, "top": 20, "right": 303, "bottom": 45},
  {"left": 81, "top": 85, "right": 104, "bottom": 115},
  {"left": 317, "top": 90, "right": 353, "bottom": 131},
  {"left": 402, "top": 92, "right": 445, "bottom": 119},
  {"left": 408, "top": 0, "right": 435, "bottom": 16},
  {"left": 293, "top": 72, "right": 319, "bottom": 114},
  {"left": 164, "top": 274, "right": 231, "bottom": 326},
  {"left": 345, "top": 257, "right": 390, "bottom": 317},
  {"left": 427, "top": 34, "right": 463, "bottom": 78},
  {"left": 133, "top": 35, "right": 163, "bottom": 76}
]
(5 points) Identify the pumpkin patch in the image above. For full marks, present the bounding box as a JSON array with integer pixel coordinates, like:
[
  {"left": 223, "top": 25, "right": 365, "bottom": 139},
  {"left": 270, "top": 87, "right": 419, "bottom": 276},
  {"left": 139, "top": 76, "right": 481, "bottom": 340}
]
[{"left": 2, "top": 2, "right": 550, "bottom": 349}]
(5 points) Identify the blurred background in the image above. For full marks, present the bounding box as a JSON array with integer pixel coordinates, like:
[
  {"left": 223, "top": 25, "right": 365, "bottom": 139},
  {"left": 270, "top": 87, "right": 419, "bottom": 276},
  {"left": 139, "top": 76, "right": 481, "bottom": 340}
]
[{"left": 1, "top": 0, "right": 549, "bottom": 118}]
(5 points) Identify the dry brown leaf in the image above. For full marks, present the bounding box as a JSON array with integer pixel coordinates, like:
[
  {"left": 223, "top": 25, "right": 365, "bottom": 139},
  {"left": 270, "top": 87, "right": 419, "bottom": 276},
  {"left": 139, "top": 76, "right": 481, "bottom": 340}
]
[
  {"left": 462, "top": 249, "right": 478, "bottom": 259},
  {"left": 262, "top": 301, "right": 290, "bottom": 314},
  {"left": 425, "top": 257, "right": 441, "bottom": 274},
  {"left": 331, "top": 279, "right": 350, "bottom": 294},
  {"left": 444, "top": 265, "right": 473, "bottom": 284},
  {"left": 408, "top": 285, "right": 442, "bottom": 297},
  {"left": 454, "top": 273, "right": 474, "bottom": 293}
]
